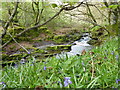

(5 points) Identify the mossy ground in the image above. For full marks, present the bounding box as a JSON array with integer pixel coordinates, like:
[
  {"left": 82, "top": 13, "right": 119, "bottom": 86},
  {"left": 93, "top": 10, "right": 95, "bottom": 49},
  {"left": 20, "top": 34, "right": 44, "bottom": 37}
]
[
  {"left": 2, "top": 26, "right": 114, "bottom": 66},
  {"left": 2, "top": 27, "right": 82, "bottom": 64}
]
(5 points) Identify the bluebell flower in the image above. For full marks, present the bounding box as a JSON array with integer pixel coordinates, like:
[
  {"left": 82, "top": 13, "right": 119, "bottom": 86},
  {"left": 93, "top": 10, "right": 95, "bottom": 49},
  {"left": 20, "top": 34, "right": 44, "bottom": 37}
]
[
  {"left": 58, "top": 81, "right": 63, "bottom": 88},
  {"left": 28, "top": 51, "right": 31, "bottom": 54},
  {"left": 116, "top": 79, "right": 120, "bottom": 83},
  {"left": 115, "top": 55, "right": 119, "bottom": 60},
  {"left": 44, "top": 66, "right": 47, "bottom": 70},
  {"left": 20, "top": 58, "right": 26, "bottom": 64},
  {"left": 0, "top": 82, "right": 5, "bottom": 84},
  {"left": 82, "top": 62, "right": 85, "bottom": 66},
  {"left": 64, "top": 77, "right": 72, "bottom": 87},
  {"left": 20, "top": 61, "right": 25, "bottom": 64},
  {"left": 14, "top": 64, "right": 18, "bottom": 68},
  {"left": 111, "top": 51, "right": 114, "bottom": 55},
  {"left": 0, "top": 82, "right": 6, "bottom": 88},
  {"left": 112, "top": 86, "right": 114, "bottom": 88}
]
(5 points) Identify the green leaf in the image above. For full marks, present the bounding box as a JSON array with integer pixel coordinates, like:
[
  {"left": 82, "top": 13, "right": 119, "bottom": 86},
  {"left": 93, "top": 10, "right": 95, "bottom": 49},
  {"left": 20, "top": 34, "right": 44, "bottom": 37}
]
[
  {"left": 108, "top": 5, "right": 119, "bottom": 9},
  {"left": 90, "top": 26, "right": 101, "bottom": 31},
  {"left": 51, "top": 4, "right": 58, "bottom": 8}
]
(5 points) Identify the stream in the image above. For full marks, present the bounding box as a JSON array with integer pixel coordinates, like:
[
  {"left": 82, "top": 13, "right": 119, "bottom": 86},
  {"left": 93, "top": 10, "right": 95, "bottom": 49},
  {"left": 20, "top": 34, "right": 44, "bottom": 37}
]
[
  {"left": 56, "top": 33, "right": 93, "bottom": 59},
  {"left": 35, "top": 32, "right": 93, "bottom": 59},
  {"left": 2, "top": 32, "right": 94, "bottom": 68}
]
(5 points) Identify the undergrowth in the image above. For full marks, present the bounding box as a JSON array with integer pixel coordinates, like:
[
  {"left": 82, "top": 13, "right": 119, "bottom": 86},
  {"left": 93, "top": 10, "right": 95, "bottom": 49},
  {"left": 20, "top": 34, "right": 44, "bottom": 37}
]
[{"left": 1, "top": 36, "right": 119, "bottom": 88}]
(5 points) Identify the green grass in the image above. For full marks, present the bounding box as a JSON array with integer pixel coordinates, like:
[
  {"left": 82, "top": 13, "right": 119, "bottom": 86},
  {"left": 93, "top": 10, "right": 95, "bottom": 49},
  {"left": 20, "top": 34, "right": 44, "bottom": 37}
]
[{"left": 1, "top": 37, "right": 119, "bottom": 88}]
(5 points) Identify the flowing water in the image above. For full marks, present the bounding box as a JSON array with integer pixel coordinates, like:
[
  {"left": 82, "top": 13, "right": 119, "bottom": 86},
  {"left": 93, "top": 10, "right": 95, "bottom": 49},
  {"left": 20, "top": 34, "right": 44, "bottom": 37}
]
[
  {"left": 56, "top": 33, "right": 93, "bottom": 59},
  {"left": 2, "top": 33, "right": 94, "bottom": 68}
]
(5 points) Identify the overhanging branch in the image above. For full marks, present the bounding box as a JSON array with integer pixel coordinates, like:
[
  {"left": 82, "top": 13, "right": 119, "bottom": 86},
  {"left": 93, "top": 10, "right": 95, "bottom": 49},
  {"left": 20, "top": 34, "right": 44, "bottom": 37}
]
[
  {"left": 1, "top": 2, "right": 19, "bottom": 38},
  {"left": 2, "top": 1, "right": 86, "bottom": 47},
  {"left": 16, "top": 1, "right": 85, "bottom": 36}
]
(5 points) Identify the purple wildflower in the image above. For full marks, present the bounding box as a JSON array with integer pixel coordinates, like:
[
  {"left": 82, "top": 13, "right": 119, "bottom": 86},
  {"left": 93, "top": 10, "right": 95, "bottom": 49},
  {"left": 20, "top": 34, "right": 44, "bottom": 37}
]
[
  {"left": 0, "top": 82, "right": 6, "bottom": 88},
  {"left": 82, "top": 62, "right": 85, "bottom": 66},
  {"left": 116, "top": 79, "right": 120, "bottom": 84},
  {"left": 14, "top": 64, "right": 18, "bottom": 68},
  {"left": 111, "top": 51, "right": 114, "bottom": 55},
  {"left": 44, "top": 66, "right": 47, "bottom": 70},
  {"left": 20, "top": 61, "right": 25, "bottom": 64},
  {"left": 58, "top": 81, "right": 63, "bottom": 88},
  {"left": 112, "top": 86, "right": 114, "bottom": 88},
  {"left": 58, "top": 81, "right": 60, "bottom": 83},
  {"left": 28, "top": 51, "right": 31, "bottom": 54},
  {"left": 0, "top": 82, "right": 5, "bottom": 84},
  {"left": 115, "top": 55, "right": 119, "bottom": 60},
  {"left": 20, "top": 58, "right": 26, "bottom": 64},
  {"left": 64, "top": 77, "right": 72, "bottom": 87}
]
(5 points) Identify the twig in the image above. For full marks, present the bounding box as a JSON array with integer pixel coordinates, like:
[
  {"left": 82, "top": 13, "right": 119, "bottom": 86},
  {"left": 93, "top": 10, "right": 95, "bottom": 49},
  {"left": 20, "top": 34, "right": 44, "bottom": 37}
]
[
  {"left": 66, "top": 13, "right": 110, "bottom": 34},
  {"left": 93, "top": 5, "right": 108, "bottom": 19},
  {"left": 7, "top": 32, "right": 30, "bottom": 54},
  {"left": 86, "top": 2, "right": 97, "bottom": 24},
  {"left": 83, "top": 3, "right": 109, "bottom": 19},
  {"left": 2, "top": 39, "right": 12, "bottom": 48},
  {"left": 18, "top": 6, "right": 33, "bottom": 13},
  {"left": 66, "top": 13, "right": 100, "bottom": 26}
]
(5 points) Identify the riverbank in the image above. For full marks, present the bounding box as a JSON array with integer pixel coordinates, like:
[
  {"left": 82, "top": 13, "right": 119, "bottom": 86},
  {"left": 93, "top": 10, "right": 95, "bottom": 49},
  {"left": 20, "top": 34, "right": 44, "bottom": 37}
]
[
  {"left": 1, "top": 36, "right": 118, "bottom": 88},
  {"left": 2, "top": 26, "right": 108, "bottom": 66}
]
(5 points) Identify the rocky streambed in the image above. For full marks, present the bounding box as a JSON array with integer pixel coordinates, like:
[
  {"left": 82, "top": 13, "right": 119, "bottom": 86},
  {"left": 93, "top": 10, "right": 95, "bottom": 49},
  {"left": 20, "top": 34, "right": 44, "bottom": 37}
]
[
  {"left": 2, "top": 27, "right": 107, "bottom": 67},
  {"left": 2, "top": 33, "right": 91, "bottom": 67}
]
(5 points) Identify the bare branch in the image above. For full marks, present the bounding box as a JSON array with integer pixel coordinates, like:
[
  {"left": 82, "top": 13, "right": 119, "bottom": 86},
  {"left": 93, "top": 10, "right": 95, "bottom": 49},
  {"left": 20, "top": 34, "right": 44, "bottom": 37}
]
[
  {"left": 16, "top": 8, "right": 64, "bottom": 36},
  {"left": 2, "top": 1, "right": 86, "bottom": 47},
  {"left": 8, "top": 32, "right": 30, "bottom": 54},
  {"left": 86, "top": 2, "right": 97, "bottom": 24},
  {"left": 37, "top": 1, "right": 44, "bottom": 25},
  {"left": 2, "top": 39, "right": 12, "bottom": 48},
  {"left": 83, "top": 3, "right": 108, "bottom": 19},
  {"left": 16, "top": 1, "right": 85, "bottom": 36},
  {"left": 1, "top": 2, "right": 19, "bottom": 38},
  {"left": 68, "top": 13, "right": 110, "bottom": 34},
  {"left": 62, "top": 1, "right": 86, "bottom": 11}
]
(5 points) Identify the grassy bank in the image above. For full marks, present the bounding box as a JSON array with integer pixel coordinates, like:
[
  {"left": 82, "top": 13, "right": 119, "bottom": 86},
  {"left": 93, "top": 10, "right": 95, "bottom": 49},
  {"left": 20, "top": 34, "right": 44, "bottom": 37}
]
[{"left": 1, "top": 36, "right": 119, "bottom": 88}]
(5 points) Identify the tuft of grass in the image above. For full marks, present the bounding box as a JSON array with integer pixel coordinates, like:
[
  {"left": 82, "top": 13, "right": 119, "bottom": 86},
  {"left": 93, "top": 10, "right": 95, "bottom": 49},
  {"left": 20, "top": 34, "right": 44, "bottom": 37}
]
[{"left": 1, "top": 37, "right": 119, "bottom": 88}]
